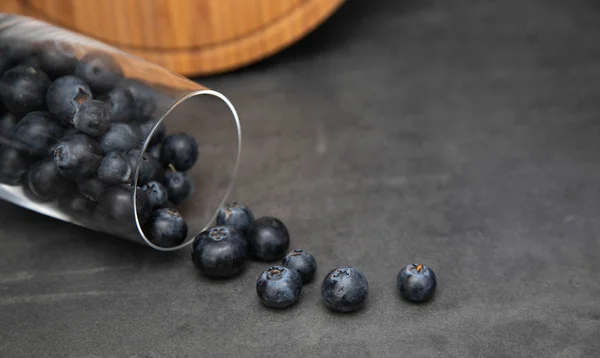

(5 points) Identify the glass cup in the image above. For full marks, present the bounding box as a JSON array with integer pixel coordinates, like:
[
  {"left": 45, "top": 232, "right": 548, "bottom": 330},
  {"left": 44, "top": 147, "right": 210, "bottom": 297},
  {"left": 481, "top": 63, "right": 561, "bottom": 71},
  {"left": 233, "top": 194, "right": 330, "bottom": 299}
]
[{"left": 0, "top": 14, "right": 241, "bottom": 251}]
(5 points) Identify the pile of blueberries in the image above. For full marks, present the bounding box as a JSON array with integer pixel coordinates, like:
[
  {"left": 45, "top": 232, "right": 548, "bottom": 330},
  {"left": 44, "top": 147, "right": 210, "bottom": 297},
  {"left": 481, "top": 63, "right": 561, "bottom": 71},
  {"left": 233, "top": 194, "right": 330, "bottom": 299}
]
[
  {"left": 0, "top": 40, "right": 199, "bottom": 247},
  {"left": 194, "top": 202, "right": 437, "bottom": 312}
]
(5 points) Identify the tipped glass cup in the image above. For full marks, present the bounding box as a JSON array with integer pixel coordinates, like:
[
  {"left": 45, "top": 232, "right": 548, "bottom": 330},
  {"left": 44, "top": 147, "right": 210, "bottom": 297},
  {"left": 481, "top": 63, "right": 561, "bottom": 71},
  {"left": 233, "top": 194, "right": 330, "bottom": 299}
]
[{"left": 0, "top": 14, "right": 241, "bottom": 251}]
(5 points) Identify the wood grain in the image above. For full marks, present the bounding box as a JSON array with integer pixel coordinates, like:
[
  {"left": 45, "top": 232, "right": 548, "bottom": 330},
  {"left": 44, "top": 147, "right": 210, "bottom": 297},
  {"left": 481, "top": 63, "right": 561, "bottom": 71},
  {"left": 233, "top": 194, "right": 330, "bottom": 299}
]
[{"left": 0, "top": 0, "right": 344, "bottom": 76}]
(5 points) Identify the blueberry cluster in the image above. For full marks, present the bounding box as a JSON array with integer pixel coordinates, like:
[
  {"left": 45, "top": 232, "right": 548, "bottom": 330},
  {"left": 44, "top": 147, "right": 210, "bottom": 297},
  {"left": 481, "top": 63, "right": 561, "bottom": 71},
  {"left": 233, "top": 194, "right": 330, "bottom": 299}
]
[{"left": 0, "top": 40, "right": 199, "bottom": 247}]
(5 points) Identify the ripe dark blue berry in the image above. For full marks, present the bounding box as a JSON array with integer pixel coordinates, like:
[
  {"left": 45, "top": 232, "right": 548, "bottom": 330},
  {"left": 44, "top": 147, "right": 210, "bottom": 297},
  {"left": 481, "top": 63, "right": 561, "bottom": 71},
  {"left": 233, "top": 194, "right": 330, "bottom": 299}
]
[
  {"left": 116, "top": 78, "right": 156, "bottom": 120},
  {"left": 99, "top": 123, "right": 141, "bottom": 153},
  {"left": 0, "top": 111, "right": 17, "bottom": 137},
  {"left": 0, "top": 145, "right": 30, "bottom": 185},
  {"left": 28, "top": 158, "right": 69, "bottom": 201},
  {"left": 143, "top": 208, "right": 188, "bottom": 248},
  {"left": 12, "top": 111, "right": 63, "bottom": 154},
  {"left": 46, "top": 75, "right": 92, "bottom": 126},
  {"left": 0, "top": 65, "right": 50, "bottom": 116},
  {"left": 75, "top": 51, "right": 123, "bottom": 94},
  {"left": 127, "top": 149, "right": 162, "bottom": 185},
  {"left": 99, "top": 86, "right": 134, "bottom": 122},
  {"left": 163, "top": 170, "right": 193, "bottom": 205},
  {"left": 248, "top": 217, "right": 290, "bottom": 261},
  {"left": 146, "top": 142, "right": 162, "bottom": 160},
  {"left": 77, "top": 176, "right": 106, "bottom": 202},
  {"left": 53, "top": 134, "right": 102, "bottom": 179},
  {"left": 191, "top": 226, "right": 247, "bottom": 277},
  {"left": 95, "top": 184, "right": 151, "bottom": 226},
  {"left": 282, "top": 249, "right": 317, "bottom": 283},
  {"left": 138, "top": 119, "right": 165, "bottom": 146},
  {"left": 256, "top": 266, "right": 302, "bottom": 308},
  {"left": 321, "top": 266, "right": 369, "bottom": 312},
  {"left": 216, "top": 202, "right": 254, "bottom": 232},
  {"left": 36, "top": 40, "right": 78, "bottom": 79},
  {"left": 73, "top": 100, "right": 111, "bottom": 137},
  {"left": 59, "top": 191, "right": 97, "bottom": 218},
  {"left": 396, "top": 264, "right": 437, "bottom": 303},
  {"left": 160, "top": 133, "right": 198, "bottom": 171},
  {"left": 140, "top": 181, "right": 168, "bottom": 208},
  {"left": 1, "top": 41, "right": 33, "bottom": 63},
  {"left": 97, "top": 151, "right": 131, "bottom": 184}
]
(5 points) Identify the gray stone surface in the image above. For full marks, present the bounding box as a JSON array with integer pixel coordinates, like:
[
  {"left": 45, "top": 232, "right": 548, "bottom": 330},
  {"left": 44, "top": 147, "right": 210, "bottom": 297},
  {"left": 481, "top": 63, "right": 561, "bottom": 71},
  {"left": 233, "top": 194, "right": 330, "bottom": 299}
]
[{"left": 1, "top": 0, "right": 600, "bottom": 356}]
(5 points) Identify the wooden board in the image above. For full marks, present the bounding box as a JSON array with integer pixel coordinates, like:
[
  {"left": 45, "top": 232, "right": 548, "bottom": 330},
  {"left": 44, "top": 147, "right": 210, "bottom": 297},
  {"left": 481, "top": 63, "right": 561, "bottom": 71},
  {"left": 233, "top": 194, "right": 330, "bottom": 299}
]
[{"left": 1, "top": 0, "right": 344, "bottom": 76}]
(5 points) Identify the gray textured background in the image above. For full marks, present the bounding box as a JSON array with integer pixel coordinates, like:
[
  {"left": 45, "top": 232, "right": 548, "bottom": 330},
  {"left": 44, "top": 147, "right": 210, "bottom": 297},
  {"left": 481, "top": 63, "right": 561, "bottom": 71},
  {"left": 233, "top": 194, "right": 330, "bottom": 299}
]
[{"left": 2, "top": 0, "right": 600, "bottom": 356}]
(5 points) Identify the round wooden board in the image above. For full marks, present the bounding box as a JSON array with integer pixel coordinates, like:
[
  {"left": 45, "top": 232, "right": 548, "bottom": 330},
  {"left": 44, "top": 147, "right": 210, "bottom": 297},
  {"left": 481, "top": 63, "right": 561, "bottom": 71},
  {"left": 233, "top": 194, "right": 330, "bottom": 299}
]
[{"left": 1, "top": 0, "right": 345, "bottom": 76}]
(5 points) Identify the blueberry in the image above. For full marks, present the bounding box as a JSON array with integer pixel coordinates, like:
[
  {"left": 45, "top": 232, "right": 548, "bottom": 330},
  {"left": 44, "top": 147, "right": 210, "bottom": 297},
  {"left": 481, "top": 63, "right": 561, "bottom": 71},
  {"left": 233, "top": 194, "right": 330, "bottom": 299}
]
[
  {"left": 216, "top": 202, "right": 254, "bottom": 232},
  {"left": 0, "top": 111, "right": 18, "bottom": 137},
  {"left": 191, "top": 226, "right": 247, "bottom": 277},
  {"left": 12, "top": 111, "right": 63, "bottom": 154},
  {"left": 27, "top": 158, "right": 69, "bottom": 201},
  {"left": 53, "top": 134, "right": 102, "bottom": 179},
  {"left": 138, "top": 119, "right": 165, "bottom": 145},
  {"left": 97, "top": 151, "right": 131, "bottom": 184},
  {"left": 1, "top": 41, "right": 34, "bottom": 63},
  {"left": 248, "top": 217, "right": 290, "bottom": 261},
  {"left": 256, "top": 266, "right": 302, "bottom": 309},
  {"left": 282, "top": 249, "right": 317, "bottom": 283},
  {"left": 98, "top": 123, "right": 141, "bottom": 153},
  {"left": 116, "top": 78, "right": 157, "bottom": 119},
  {"left": 99, "top": 86, "right": 134, "bottom": 122},
  {"left": 397, "top": 264, "right": 437, "bottom": 303},
  {"left": 73, "top": 100, "right": 111, "bottom": 137},
  {"left": 146, "top": 142, "right": 162, "bottom": 160},
  {"left": 140, "top": 181, "right": 168, "bottom": 208},
  {"left": 143, "top": 208, "right": 188, "bottom": 248},
  {"left": 46, "top": 75, "right": 92, "bottom": 126},
  {"left": 321, "top": 266, "right": 369, "bottom": 312},
  {"left": 96, "top": 184, "right": 151, "bottom": 226},
  {"left": 74, "top": 51, "right": 123, "bottom": 94},
  {"left": 160, "top": 133, "right": 198, "bottom": 171},
  {"left": 127, "top": 149, "right": 162, "bottom": 185},
  {"left": 22, "top": 178, "right": 52, "bottom": 203},
  {"left": 34, "top": 40, "right": 78, "bottom": 79},
  {"left": 0, "top": 145, "right": 30, "bottom": 185},
  {"left": 0, "top": 65, "right": 50, "bottom": 116},
  {"left": 163, "top": 170, "right": 193, "bottom": 205},
  {"left": 161, "top": 200, "right": 177, "bottom": 210},
  {"left": 77, "top": 176, "right": 106, "bottom": 202},
  {"left": 59, "top": 191, "right": 97, "bottom": 218}
]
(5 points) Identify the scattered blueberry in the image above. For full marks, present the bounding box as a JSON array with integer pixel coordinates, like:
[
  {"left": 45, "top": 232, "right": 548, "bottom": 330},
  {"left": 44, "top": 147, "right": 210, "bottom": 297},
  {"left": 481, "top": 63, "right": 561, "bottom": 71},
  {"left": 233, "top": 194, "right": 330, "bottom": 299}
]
[
  {"left": 116, "top": 78, "right": 156, "bottom": 119},
  {"left": 216, "top": 202, "right": 254, "bottom": 232},
  {"left": 99, "top": 86, "right": 134, "bottom": 122},
  {"left": 282, "top": 250, "right": 317, "bottom": 283},
  {"left": 143, "top": 208, "right": 188, "bottom": 248},
  {"left": 28, "top": 158, "right": 69, "bottom": 201},
  {"left": 256, "top": 266, "right": 302, "bottom": 308},
  {"left": 53, "top": 134, "right": 102, "bottom": 179},
  {"left": 12, "top": 111, "right": 63, "bottom": 154},
  {"left": 72, "top": 100, "right": 111, "bottom": 137},
  {"left": 46, "top": 75, "right": 92, "bottom": 126},
  {"left": 99, "top": 123, "right": 141, "bottom": 153},
  {"left": 35, "top": 40, "right": 78, "bottom": 79},
  {"left": 0, "top": 145, "right": 30, "bottom": 185},
  {"left": 75, "top": 51, "right": 123, "bottom": 94},
  {"left": 248, "top": 217, "right": 290, "bottom": 261},
  {"left": 97, "top": 151, "right": 131, "bottom": 184},
  {"left": 321, "top": 266, "right": 369, "bottom": 312},
  {"left": 191, "top": 226, "right": 247, "bottom": 277},
  {"left": 163, "top": 169, "right": 193, "bottom": 205},
  {"left": 77, "top": 176, "right": 106, "bottom": 202},
  {"left": 140, "top": 181, "right": 168, "bottom": 208},
  {"left": 0, "top": 65, "right": 50, "bottom": 116},
  {"left": 127, "top": 148, "right": 162, "bottom": 185},
  {"left": 396, "top": 263, "right": 437, "bottom": 303},
  {"left": 160, "top": 133, "right": 198, "bottom": 171},
  {"left": 95, "top": 184, "right": 151, "bottom": 226}
]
